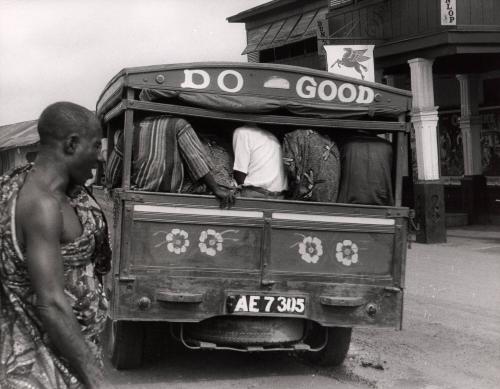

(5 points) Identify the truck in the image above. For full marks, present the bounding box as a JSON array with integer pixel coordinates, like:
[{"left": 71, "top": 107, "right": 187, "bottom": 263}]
[{"left": 94, "top": 62, "right": 412, "bottom": 369}]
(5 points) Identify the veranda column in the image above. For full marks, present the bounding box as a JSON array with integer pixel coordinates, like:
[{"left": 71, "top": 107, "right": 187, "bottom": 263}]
[
  {"left": 408, "top": 58, "right": 446, "bottom": 243},
  {"left": 457, "top": 74, "right": 487, "bottom": 223}
]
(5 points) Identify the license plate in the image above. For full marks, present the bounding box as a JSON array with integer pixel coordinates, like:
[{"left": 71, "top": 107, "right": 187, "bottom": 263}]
[{"left": 226, "top": 294, "right": 306, "bottom": 315}]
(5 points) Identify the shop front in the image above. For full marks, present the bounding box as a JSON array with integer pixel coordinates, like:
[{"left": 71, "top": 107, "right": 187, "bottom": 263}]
[{"left": 229, "top": 0, "right": 500, "bottom": 242}]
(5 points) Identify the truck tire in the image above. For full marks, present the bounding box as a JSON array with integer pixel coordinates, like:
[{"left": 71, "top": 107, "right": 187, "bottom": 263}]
[
  {"left": 107, "top": 320, "right": 144, "bottom": 370},
  {"left": 303, "top": 326, "right": 352, "bottom": 366}
]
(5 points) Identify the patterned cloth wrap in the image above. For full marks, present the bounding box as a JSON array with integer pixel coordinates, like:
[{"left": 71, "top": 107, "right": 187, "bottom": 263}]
[
  {"left": 105, "top": 115, "right": 234, "bottom": 193},
  {"left": 0, "top": 164, "right": 111, "bottom": 389},
  {"left": 282, "top": 129, "right": 341, "bottom": 202},
  {"left": 182, "top": 133, "right": 235, "bottom": 193}
]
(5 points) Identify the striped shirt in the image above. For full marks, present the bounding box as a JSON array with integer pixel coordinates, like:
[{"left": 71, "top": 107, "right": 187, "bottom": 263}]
[{"left": 105, "top": 116, "right": 213, "bottom": 192}]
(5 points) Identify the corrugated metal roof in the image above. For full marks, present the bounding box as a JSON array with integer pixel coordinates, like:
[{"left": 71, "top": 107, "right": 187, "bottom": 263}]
[
  {"left": 257, "top": 19, "right": 286, "bottom": 51},
  {"left": 0, "top": 120, "right": 39, "bottom": 151},
  {"left": 227, "top": 0, "right": 299, "bottom": 23},
  {"left": 241, "top": 7, "right": 327, "bottom": 54},
  {"left": 242, "top": 24, "right": 272, "bottom": 55}
]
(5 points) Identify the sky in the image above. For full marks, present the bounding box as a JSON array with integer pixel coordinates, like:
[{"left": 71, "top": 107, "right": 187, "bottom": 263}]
[{"left": 0, "top": 0, "right": 269, "bottom": 125}]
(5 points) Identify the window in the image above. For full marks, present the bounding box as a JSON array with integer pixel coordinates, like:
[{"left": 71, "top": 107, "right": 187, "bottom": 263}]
[
  {"left": 484, "top": 78, "right": 500, "bottom": 106},
  {"left": 259, "top": 38, "right": 318, "bottom": 63}
]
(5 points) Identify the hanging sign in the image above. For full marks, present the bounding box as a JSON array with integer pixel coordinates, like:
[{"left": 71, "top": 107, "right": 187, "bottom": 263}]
[
  {"left": 316, "top": 18, "right": 330, "bottom": 55},
  {"left": 324, "top": 45, "right": 375, "bottom": 82},
  {"left": 441, "top": 0, "right": 456, "bottom": 25}
]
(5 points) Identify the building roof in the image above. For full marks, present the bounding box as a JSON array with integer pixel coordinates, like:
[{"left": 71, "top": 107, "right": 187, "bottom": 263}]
[
  {"left": 227, "top": 0, "right": 299, "bottom": 23},
  {"left": 228, "top": 0, "right": 328, "bottom": 55},
  {"left": 0, "top": 120, "right": 39, "bottom": 151}
]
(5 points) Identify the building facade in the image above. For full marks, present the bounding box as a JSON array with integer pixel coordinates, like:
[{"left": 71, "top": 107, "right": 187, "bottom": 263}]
[
  {"left": 0, "top": 120, "right": 39, "bottom": 175},
  {"left": 228, "top": 0, "right": 500, "bottom": 242}
]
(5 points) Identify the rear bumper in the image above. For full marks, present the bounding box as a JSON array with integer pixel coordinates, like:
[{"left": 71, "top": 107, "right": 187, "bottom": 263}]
[{"left": 109, "top": 275, "right": 403, "bottom": 329}]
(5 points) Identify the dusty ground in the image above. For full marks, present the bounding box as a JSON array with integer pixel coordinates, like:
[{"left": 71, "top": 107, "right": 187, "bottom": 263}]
[
  {"left": 344, "top": 225, "right": 500, "bottom": 389},
  {"left": 104, "top": 225, "right": 500, "bottom": 389}
]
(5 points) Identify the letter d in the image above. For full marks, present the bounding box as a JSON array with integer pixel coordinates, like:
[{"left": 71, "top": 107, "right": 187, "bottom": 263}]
[
  {"left": 181, "top": 69, "right": 210, "bottom": 89},
  {"left": 356, "top": 86, "right": 375, "bottom": 104}
]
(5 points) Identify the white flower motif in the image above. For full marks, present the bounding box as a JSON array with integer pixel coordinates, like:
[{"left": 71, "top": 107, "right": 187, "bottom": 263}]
[
  {"left": 199, "top": 228, "right": 224, "bottom": 256},
  {"left": 335, "top": 239, "right": 359, "bottom": 266},
  {"left": 165, "top": 228, "right": 190, "bottom": 254},
  {"left": 297, "top": 236, "right": 323, "bottom": 264}
]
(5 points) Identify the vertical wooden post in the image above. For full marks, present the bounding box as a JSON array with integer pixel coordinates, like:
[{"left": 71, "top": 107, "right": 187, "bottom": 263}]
[
  {"left": 456, "top": 74, "right": 487, "bottom": 223},
  {"left": 393, "top": 115, "right": 407, "bottom": 207},
  {"left": 408, "top": 57, "right": 446, "bottom": 243},
  {"left": 106, "top": 123, "right": 113, "bottom": 159},
  {"left": 122, "top": 88, "right": 135, "bottom": 190}
]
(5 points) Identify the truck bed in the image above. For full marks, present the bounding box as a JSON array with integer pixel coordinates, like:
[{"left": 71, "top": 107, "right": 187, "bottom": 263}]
[{"left": 94, "top": 188, "right": 408, "bottom": 330}]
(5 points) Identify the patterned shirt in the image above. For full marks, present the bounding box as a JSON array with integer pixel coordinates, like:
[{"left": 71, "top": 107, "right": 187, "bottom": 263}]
[
  {"left": 106, "top": 116, "right": 213, "bottom": 192},
  {"left": 283, "top": 129, "right": 340, "bottom": 202}
]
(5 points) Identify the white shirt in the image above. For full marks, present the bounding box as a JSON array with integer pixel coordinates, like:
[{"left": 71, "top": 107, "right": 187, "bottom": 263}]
[{"left": 232, "top": 125, "right": 288, "bottom": 192}]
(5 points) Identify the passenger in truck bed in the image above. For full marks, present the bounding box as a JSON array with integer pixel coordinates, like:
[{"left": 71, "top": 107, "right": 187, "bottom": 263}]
[
  {"left": 337, "top": 132, "right": 394, "bottom": 206},
  {"left": 105, "top": 115, "right": 234, "bottom": 208},
  {"left": 232, "top": 124, "right": 288, "bottom": 199},
  {"left": 182, "top": 132, "right": 235, "bottom": 194},
  {"left": 282, "top": 129, "right": 340, "bottom": 202}
]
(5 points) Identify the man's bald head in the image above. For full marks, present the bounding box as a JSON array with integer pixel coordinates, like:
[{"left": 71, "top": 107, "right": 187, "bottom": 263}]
[{"left": 38, "top": 102, "right": 100, "bottom": 145}]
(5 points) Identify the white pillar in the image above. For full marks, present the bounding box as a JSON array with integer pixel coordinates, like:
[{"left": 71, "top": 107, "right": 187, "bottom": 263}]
[
  {"left": 456, "top": 74, "right": 483, "bottom": 175},
  {"left": 408, "top": 58, "right": 440, "bottom": 181}
]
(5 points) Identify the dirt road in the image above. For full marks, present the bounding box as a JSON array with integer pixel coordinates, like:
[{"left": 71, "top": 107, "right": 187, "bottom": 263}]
[
  {"left": 344, "top": 226, "right": 500, "bottom": 389},
  {"left": 105, "top": 226, "right": 500, "bottom": 389}
]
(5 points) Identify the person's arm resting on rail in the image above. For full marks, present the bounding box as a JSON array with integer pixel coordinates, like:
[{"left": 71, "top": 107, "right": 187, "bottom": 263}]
[
  {"left": 201, "top": 171, "right": 234, "bottom": 208},
  {"left": 177, "top": 119, "right": 234, "bottom": 208}
]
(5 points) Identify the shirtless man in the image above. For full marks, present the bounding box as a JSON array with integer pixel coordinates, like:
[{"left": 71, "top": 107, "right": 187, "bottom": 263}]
[{"left": 0, "top": 102, "right": 110, "bottom": 388}]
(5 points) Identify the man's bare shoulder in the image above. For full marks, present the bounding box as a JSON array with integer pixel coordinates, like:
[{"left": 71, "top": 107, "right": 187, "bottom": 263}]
[{"left": 16, "top": 181, "right": 61, "bottom": 230}]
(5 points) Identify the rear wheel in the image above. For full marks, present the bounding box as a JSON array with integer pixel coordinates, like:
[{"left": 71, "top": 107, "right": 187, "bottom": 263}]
[
  {"left": 107, "top": 320, "right": 145, "bottom": 369},
  {"left": 302, "top": 325, "right": 352, "bottom": 366}
]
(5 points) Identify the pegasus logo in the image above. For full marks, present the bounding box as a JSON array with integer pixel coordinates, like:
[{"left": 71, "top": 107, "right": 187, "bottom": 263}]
[{"left": 331, "top": 48, "right": 371, "bottom": 80}]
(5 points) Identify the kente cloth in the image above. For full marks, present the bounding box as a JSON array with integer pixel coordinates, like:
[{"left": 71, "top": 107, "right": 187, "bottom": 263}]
[
  {"left": 105, "top": 116, "right": 212, "bottom": 192},
  {"left": 282, "top": 129, "right": 340, "bottom": 202},
  {"left": 0, "top": 164, "right": 111, "bottom": 389},
  {"left": 182, "top": 134, "right": 235, "bottom": 193},
  {"left": 337, "top": 134, "right": 394, "bottom": 206}
]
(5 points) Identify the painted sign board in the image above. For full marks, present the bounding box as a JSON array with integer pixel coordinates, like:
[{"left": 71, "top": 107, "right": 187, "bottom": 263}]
[
  {"left": 96, "top": 63, "right": 413, "bottom": 121},
  {"left": 441, "top": 0, "right": 457, "bottom": 26},
  {"left": 325, "top": 45, "right": 375, "bottom": 82},
  {"left": 178, "top": 67, "right": 376, "bottom": 104}
]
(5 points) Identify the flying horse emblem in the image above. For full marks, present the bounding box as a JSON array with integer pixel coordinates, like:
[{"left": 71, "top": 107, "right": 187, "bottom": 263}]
[{"left": 330, "top": 48, "right": 371, "bottom": 80}]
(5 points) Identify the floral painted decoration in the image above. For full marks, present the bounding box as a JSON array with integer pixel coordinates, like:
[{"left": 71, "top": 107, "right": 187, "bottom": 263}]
[
  {"left": 291, "top": 234, "right": 323, "bottom": 264},
  {"left": 199, "top": 229, "right": 223, "bottom": 257},
  {"left": 198, "top": 229, "right": 240, "bottom": 256},
  {"left": 335, "top": 239, "right": 359, "bottom": 266},
  {"left": 154, "top": 228, "right": 190, "bottom": 254}
]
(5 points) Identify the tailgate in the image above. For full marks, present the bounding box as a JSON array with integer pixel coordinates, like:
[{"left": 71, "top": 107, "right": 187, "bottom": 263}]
[
  {"left": 267, "top": 212, "right": 398, "bottom": 279},
  {"left": 111, "top": 193, "right": 407, "bottom": 328}
]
